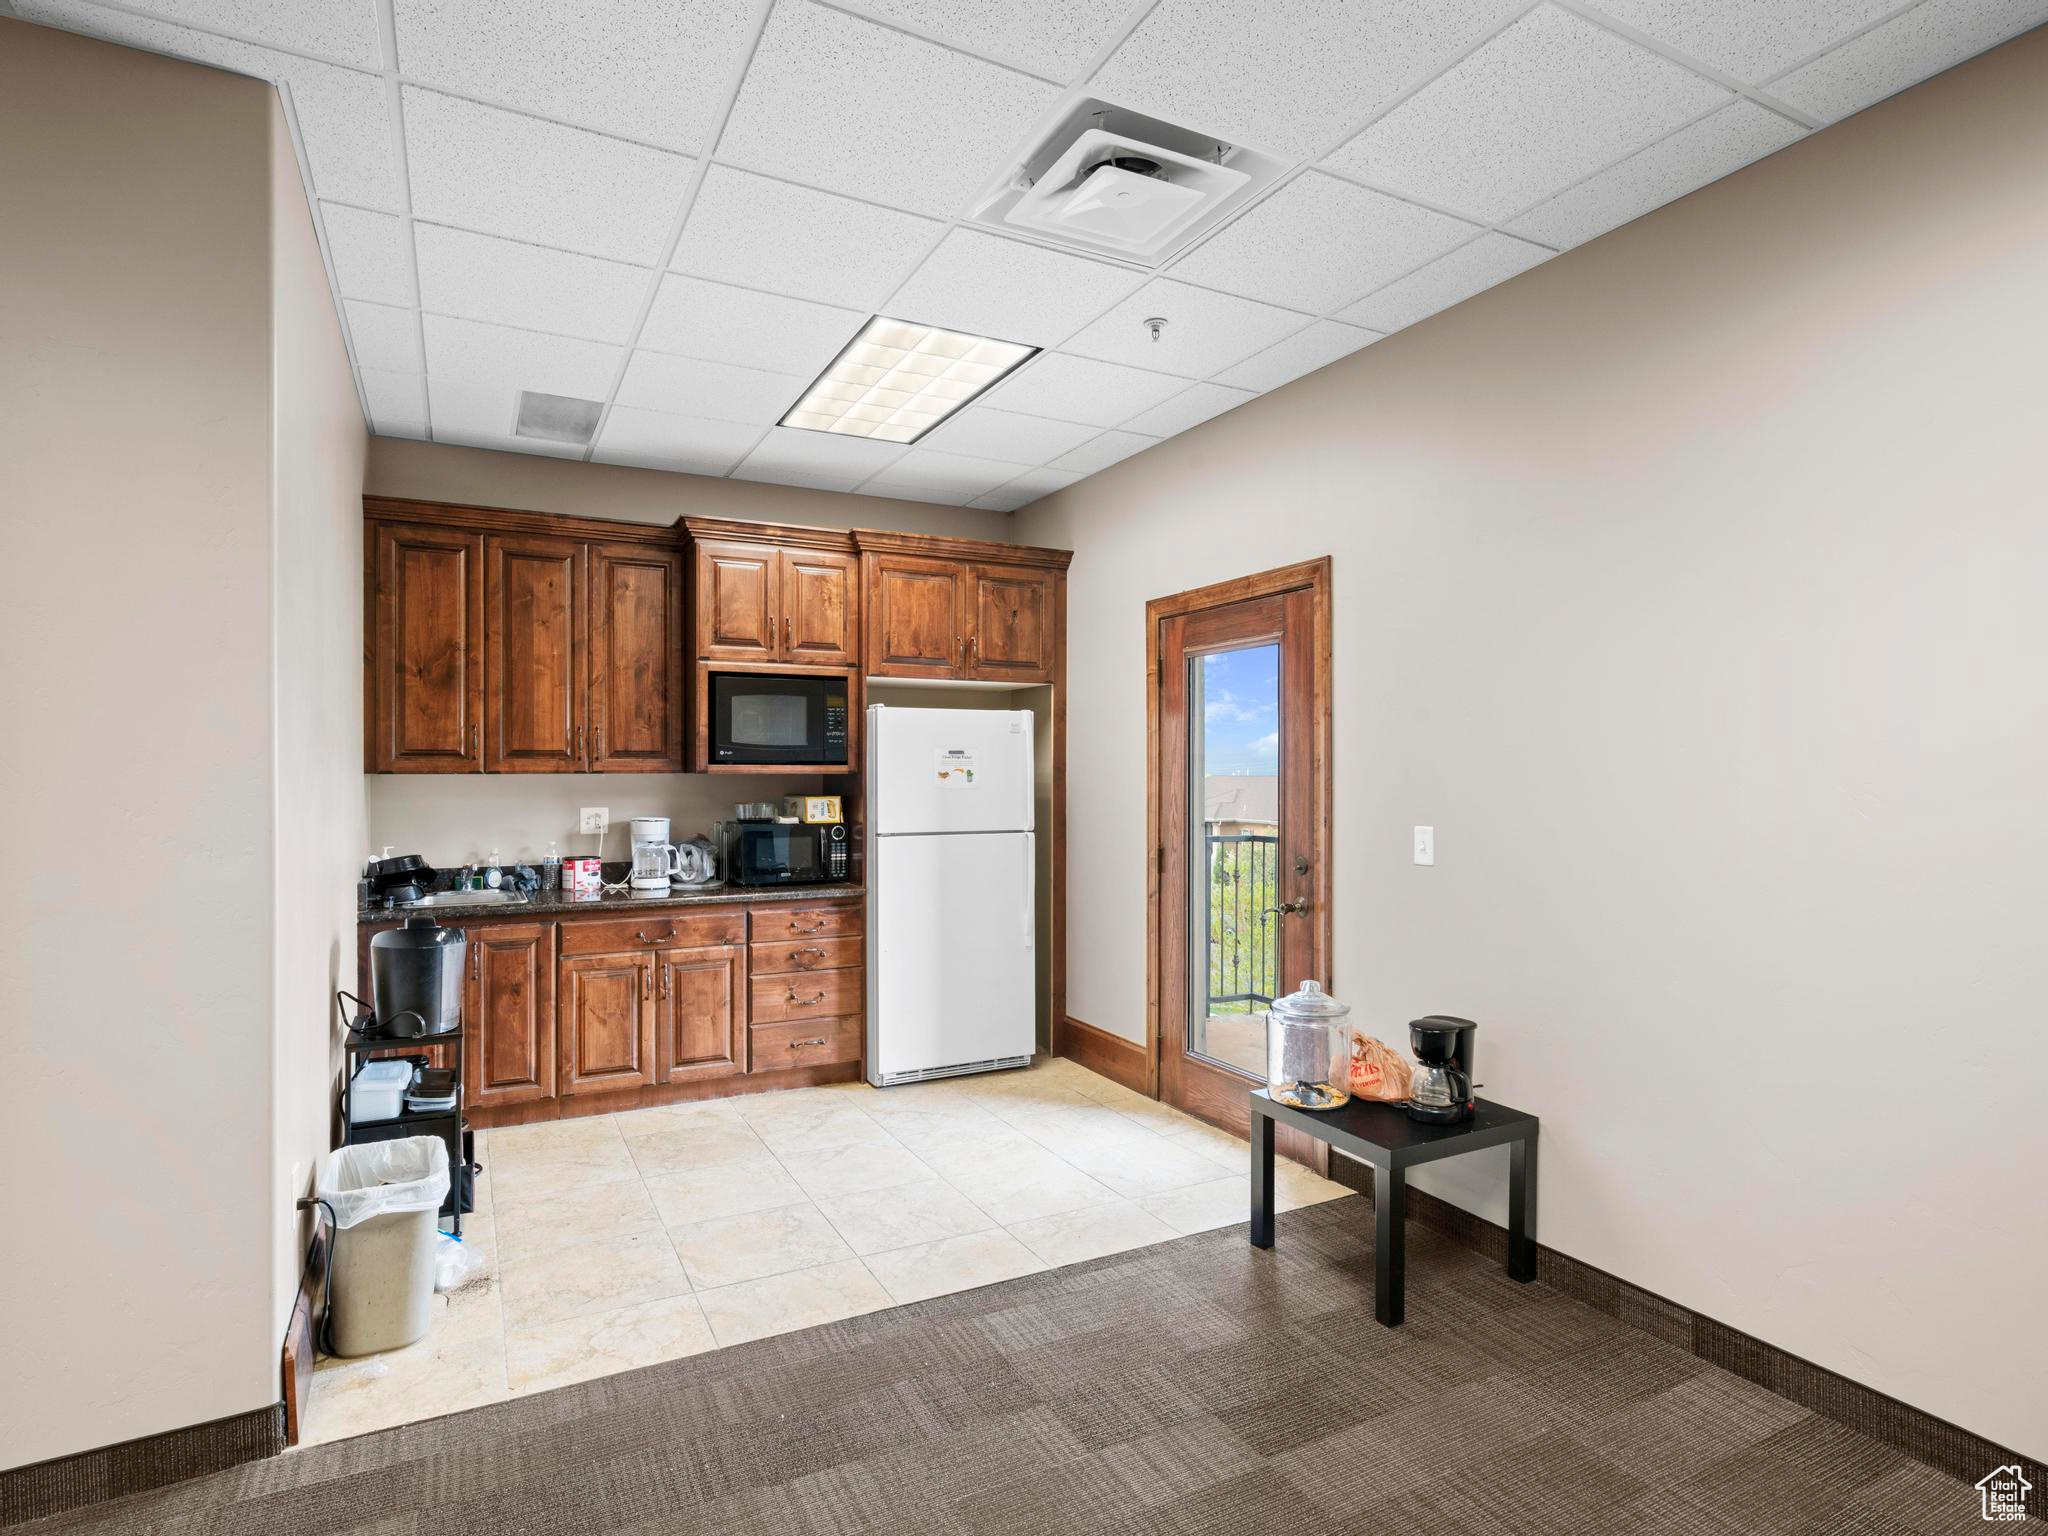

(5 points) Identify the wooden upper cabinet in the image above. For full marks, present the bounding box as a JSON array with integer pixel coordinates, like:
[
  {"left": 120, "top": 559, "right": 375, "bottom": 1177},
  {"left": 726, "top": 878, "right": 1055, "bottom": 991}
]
[
  {"left": 558, "top": 950, "right": 656, "bottom": 1096},
  {"left": 781, "top": 551, "right": 856, "bottom": 664},
  {"left": 967, "top": 565, "right": 1056, "bottom": 683},
  {"left": 866, "top": 554, "right": 968, "bottom": 678},
  {"left": 695, "top": 540, "right": 779, "bottom": 661},
  {"left": 464, "top": 922, "right": 555, "bottom": 1108},
  {"left": 368, "top": 523, "right": 482, "bottom": 772},
  {"left": 485, "top": 534, "right": 584, "bottom": 772},
  {"left": 656, "top": 942, "right": 745, "bottom": 1083},
  {"left": 589, "top": 543, "right": 684, "bottom": 772}
]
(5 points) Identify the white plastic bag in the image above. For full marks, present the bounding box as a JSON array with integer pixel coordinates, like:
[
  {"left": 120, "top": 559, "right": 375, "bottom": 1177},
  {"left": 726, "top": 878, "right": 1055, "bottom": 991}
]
[
  {"left": 315, "top": 1136, "right": 449, "bottom": 1229},
  {"left": 433, "top": 1231, "right": 484, "bottom": 1293}
]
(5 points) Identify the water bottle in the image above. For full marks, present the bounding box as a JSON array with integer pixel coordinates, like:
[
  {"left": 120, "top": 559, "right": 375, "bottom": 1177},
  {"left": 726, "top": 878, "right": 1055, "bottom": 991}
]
[{"left": 542, "top": 841, "right": 561, "bottom": 893}]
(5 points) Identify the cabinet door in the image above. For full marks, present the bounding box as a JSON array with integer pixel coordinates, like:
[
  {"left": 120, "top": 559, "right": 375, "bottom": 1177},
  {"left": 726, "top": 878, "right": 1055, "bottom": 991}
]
[
  {"left": 695, "top": 540, "right": 779, "bottom": 661},
  {"left": 558, "top": 952, "right": 655, "bottom": 1096},
  {"left": 485, "top": 534, "right": 584, "bottom": 772},
  {"left": 781, "top": 550, "right": 856, "bottom": 664},
  {"left": 657, "top": 943, "right": 744, "bottom": 1083},
  {"left": 589, "top": 543, "right": 684, "bottom": 772},
  {"left": 968, "top": 565, "right": 1056, "bottom": 683},
  {"left": 464, "top": 923, "right": 555, "bottom": 1108},
  {"left": 865, "top": 555, "right": 966, "bottom": 678},
  {"left": 368, "top": 523, "right": 482, "bottom": 772}
]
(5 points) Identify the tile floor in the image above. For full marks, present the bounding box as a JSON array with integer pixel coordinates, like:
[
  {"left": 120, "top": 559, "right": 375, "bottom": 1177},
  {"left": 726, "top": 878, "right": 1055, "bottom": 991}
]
[{"left": 304, "top": 1055, "right": 1352, "bottom": 1446}]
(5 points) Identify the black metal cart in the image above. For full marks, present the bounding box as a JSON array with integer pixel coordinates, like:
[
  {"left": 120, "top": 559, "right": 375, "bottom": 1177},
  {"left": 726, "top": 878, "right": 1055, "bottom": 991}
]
[{"left": 340, "top": 1023, "right": 471, "bottom": 1237}]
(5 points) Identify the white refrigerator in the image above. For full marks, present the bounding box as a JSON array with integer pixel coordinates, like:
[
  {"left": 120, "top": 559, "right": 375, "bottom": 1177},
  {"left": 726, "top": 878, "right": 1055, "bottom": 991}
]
[{"left": 865, "top": 705, "right": 1036, "bottom": 1086}]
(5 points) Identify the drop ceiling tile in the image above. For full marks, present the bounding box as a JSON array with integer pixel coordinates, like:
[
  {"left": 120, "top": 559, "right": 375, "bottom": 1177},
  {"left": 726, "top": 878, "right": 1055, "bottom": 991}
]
[
  {"left": 1118, "top": 382, "right": 1257, "bottom": 438},
  {"left": 673, "top": 167, "right": 944, "bottom": 312},
  {"left": 865, "top": 450, "right": 1032, "bottom": 500},
  {"left": 1061, "top": 280, "right": 1309, "bottom": 378},
  {"left": 92, "top": 0, "right": 381, "bottom": 67},
  {"left": 591, "top": 406, "right": 762, "bottom": 474},
  {"left": 967, "top": 491, "right": 1032, "bottom": 512},
  {"left": 392, "top": 0, "right": 755, "bottom": 152},
  {"left": 362, "top": 368, "right": 428, "bottom": 422},
  {"left": 1323, "top": 5, "right": 1728, "bottom": 224},
  {"left": 1769, "top": 0, "right": 2048, "bottom": 124},
  {"left": 1215, "top": 319, "right": 1382, "bottom": 391},
  {"left": 402, "top": 86, "right": 693, "bottom": 263},
  {"left": 637, "top": 275, "right": 865, "bottom": 379},
  {"left": 968, "top": 466, "right": 1084, "bottom": 510},
  {"left": 885, "top": 229, "right": 1145, "bottom": 349},
  {"left": 434, "top": 427, "right": 587, "bottom": 459},
  {"left": 421, "top": 314, "right": 624, "bottom": 398},
  {"left": 615, "top": 352, "right": 806, "bottom": 426},
  {"left": 1091, "top": 0, "right": 1528, "bottom": 160},
  {"left": 980, "top": 353, "right": 1188, "bottom": 427},
  {"left": 426, "top": 378, "right": 603, "bottom": 457},
  {"left": 827, "top": 0, "right": 1132, "bottom": 80},
  {"left": 1507, "top": 100, "right": 1806, "bottom": 249},
  {"left": 19, "top": 2, "right": 401, "bottom": 208},
  {"left": 920, "top": 408, "right": 1101, "bottom": 464},
  {"left": 343, "top": 300, "right": 423, "bottom": 373},
  {"left": 413, "top": 223, "right": 650, "bottom": 344},
  {"left": 1337, "top": 232, "right": 1552, "bottom": 333},
  {"left": 1590, "top": 0, "right": 1905, "bottom": 83},
  {"left": 717, "top": 1, "right": 1059, "bottom": 217},
  {"left": 734, "top": 428, "right": 911, "bottom": 492},
  {"left": 1051, "top": 430, "right": 1159, "bottom": 475},
  {"left": 374, "top": 418, "right": 429, "bottom": 440},
  {"left": 320, "top": 204, "right": 416, "bottom": 305},
  {"left": 1171, "top": 171, "right": 1481, "bottom": 313}
]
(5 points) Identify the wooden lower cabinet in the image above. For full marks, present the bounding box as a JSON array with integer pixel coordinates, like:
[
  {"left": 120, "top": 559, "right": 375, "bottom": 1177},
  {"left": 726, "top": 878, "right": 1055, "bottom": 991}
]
[
  {"left": 464, "top": 922, "right": 555, "bottom": 1108},
  {"left": 656, "top": 942, "right": 744, "bottom": 1083},
  {"left": 557, "top": 950, "right": 656, "bottom": 1096}
]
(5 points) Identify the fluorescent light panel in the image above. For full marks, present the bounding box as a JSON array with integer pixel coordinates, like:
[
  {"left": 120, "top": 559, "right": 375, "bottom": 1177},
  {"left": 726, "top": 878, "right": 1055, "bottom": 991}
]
[{"left": 781, "top": 317, "right": 1037, "bottom": 443}]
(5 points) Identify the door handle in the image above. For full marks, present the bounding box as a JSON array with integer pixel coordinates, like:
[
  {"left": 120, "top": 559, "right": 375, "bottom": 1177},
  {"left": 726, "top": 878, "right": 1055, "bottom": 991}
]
[{"left": 1264, "top": 900, "right": 1310, "bottom": 918}]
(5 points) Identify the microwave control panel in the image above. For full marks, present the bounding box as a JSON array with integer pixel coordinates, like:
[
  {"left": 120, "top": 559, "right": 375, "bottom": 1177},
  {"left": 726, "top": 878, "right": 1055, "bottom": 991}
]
[{"left": 823, "top": 823, "right": 849, "bottom": 878}]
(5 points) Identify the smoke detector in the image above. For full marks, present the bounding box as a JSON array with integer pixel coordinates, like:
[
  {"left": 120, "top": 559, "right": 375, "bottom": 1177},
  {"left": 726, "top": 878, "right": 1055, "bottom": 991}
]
[{"left": 973, "top": 99, "right": 1285, "bottom": 266}]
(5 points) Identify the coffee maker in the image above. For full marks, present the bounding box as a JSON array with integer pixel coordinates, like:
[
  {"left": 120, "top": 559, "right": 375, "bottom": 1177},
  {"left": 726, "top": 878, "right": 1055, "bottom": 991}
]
[
  {"left": 1406, "top": 1016, "right": 1478, "bottom": 1123},
  {"left": 628, "top": 816, "right": 680, "bottom": 894}
]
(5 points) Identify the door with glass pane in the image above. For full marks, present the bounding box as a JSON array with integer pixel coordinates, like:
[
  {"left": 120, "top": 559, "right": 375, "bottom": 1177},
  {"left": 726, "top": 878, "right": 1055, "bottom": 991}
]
[{"left": 1152, "top": 564, "right": 1329, "bottom": 1139}]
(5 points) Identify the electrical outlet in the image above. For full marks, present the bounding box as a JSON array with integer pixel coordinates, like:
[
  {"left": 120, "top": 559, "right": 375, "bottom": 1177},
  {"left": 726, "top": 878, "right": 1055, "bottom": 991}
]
[
  {"left": 1413, "top": 826, "right": 1435, "bottom": 866},
  {"left": 580, "top": 807, "right": 609, "bottom": 835}
]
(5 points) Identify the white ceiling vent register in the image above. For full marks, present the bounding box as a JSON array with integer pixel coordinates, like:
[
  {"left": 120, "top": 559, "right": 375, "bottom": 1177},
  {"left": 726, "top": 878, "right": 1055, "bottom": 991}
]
[
  {"left": 514, "top": 391, "right": 604, "bottom": 445},
  {"left": 973, "top": 99, "right": 1286, "bottom": 266}
]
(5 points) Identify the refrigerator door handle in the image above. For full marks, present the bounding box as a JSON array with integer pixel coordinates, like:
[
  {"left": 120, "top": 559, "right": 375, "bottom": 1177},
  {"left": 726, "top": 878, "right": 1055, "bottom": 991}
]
[{"left": 1022, "top": 838, "right": 1034, "bottom": 949}]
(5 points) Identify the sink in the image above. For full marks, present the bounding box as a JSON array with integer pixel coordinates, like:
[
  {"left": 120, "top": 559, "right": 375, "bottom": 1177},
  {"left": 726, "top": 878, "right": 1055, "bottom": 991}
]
[{"left": 406, "top": 889, "right": 530, "bottom": 907}]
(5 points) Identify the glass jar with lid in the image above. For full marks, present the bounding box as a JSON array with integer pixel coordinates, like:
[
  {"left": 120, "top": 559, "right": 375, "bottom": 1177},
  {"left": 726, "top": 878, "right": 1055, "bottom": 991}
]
[{"left": 1265, "top": 980, "right": 1353, "bottom": 1110}]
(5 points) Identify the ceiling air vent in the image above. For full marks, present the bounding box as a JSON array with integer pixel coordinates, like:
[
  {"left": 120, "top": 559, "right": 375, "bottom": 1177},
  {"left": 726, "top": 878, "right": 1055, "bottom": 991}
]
[
  {"left": 972, "top": 98, "right": 1286, "bottom": 266},
  {"left": 514, "top": 390, "right": 604, "bottom": 445}
]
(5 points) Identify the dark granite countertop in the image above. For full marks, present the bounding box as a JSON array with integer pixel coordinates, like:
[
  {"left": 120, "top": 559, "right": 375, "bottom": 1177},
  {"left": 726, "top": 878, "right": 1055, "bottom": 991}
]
[{"left": 358, "top": 882, "right": 862, "bottom": 926}]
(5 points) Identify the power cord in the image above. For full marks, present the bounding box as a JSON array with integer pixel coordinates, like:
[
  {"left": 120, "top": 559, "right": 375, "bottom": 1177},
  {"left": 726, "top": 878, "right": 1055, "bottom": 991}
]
[{"left": 296, "top": 1196, "right": 338, "bottom": 1357}]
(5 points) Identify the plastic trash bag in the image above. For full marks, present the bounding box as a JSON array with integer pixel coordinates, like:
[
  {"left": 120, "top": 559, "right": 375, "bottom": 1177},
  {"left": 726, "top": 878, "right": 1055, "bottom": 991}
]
[
  {"left": 433, "top": 1231, "right": 484, "bottom": 1294},
  {"left": 315, "top": 1136, "right": 450, "bottom": 1229}
]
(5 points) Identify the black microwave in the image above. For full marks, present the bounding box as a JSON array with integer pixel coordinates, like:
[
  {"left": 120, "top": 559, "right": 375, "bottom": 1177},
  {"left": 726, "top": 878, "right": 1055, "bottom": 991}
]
[
  {"left": 721, "top": 821, "right": 851, "bottom": 885},
  {"left": 707, "top": 671, "right": 850, "bottom": 766}
]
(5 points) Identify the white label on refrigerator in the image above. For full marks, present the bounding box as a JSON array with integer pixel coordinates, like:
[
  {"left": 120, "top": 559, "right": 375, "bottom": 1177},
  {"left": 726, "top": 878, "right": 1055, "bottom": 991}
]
[{"left": 935, "top": 749, "right": 976, "bottom": 786}]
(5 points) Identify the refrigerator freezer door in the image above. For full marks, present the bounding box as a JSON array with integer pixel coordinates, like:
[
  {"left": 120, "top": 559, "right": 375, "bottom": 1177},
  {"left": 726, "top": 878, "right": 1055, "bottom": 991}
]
[
  {"left": 868, "top": 706, "right": 1034, "bottom": 835},
  {"left": 867, "top": 831, "right": 1035, "bottom": 1082}
]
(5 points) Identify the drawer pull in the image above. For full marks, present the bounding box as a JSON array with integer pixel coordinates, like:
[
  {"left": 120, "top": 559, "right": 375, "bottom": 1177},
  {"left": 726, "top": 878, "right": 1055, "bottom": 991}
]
[
  {"left": 790, "top": 918, "right": 828, "bottom": 933},
  {"left": 787, "top": 989, "right": 827, "bottom": 1007},
  {"left": 636, "top": 930, "right": 672, "bottom": 945},
  {"left": 788, "top": 1038, "right": 827, "bottom": 1050},
  {"left": 789, "top": 946, "right": 827, "bottom": 962}
]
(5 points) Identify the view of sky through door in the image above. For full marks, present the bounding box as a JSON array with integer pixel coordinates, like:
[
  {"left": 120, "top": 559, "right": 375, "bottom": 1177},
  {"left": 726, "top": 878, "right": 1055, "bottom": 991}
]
[{"left": 1190, "top": 644, "right": 1280, "bottom": 1076}]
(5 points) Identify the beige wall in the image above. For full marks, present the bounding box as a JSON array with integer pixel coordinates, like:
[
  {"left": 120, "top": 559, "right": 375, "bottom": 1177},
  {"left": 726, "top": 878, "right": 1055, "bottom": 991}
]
[
  {"left": 1019, "top": 31, "right": 2048, "bottom": 1459},
  {"left": 268, "top": 98, "right": 370, "bottom": 1350},
  {"left": 0, "top": 20, "right": 280, "bottom": 1469},
  {"left": 362, "top": 439, "right": 1021, "bottom": 862}
]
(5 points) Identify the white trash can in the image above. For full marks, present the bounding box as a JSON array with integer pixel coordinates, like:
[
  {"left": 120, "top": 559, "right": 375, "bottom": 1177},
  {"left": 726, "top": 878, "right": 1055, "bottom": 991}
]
[{"left": 315, "top": 1136, "right": 450, "bottom": 1357}]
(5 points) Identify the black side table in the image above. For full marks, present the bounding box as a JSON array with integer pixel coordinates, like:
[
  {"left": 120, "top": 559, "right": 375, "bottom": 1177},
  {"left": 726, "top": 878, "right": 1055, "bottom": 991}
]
[{"left": 1250, "top": 1089, "right": 1539, "bottom": 1326}]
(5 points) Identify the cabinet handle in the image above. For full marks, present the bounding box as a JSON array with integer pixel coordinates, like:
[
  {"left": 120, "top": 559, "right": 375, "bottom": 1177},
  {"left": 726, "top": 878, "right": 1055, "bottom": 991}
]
[
  {"left": 470, "top": 719, "right": 480, "bottom": 758},
  {"left": 471, "top": 944, "right": 480, "bottom": 982},
  {"left": 660, "top": 965, "right": 669, "bottom": 1000},
  {"left": 787, "top": 989, "right": 827, "bottom": 1007},
  {"left": 636, "top": 929, "right": 672, "bottom": 945},
  {"left": 956, "top": 636, "right": 965, "bottom": 664},
  {"left": 969, "top": 634, "right": 978, "bottom": 667},
  {"left": 790, "top": 946, "right": 827, "bottom": 962},
  {"left": 784, "top": 616, "right": 792, "bottom": 651},
  {"left": 788, "top": 1038, "right": 827, "bottom": 1050},
  {"left": 790, "top": 918, "right": 827, "bottom": 933}
]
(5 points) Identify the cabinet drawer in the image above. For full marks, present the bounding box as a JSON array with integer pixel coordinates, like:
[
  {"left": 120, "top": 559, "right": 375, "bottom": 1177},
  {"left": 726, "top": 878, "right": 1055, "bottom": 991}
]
[
  {"left": 749, "top": 935, "right": 863, "bottom": 976},
  {"left": 750, "top": 967, "right": 864, "bottom": 1024},
  {"left": 750, "top": 1016, "right": 861, "bottom": 1072},
  {"left": 747, "top": 901, "right": 863, "bottom": 941},
  {"left": 560, "top": 909, "right": 744, "bottom": 955}
]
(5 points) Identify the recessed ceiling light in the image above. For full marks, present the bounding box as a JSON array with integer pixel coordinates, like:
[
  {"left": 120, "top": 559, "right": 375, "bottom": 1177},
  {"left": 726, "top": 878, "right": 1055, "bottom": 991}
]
[{"left": 780, "top": 317, "right": 1037, "bottom": 444}]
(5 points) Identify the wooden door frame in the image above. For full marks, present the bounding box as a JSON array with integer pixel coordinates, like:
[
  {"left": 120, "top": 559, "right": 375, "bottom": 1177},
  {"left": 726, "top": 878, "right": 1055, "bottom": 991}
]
[{"left": 1145, "top": 558, "right": 1332, "bottom": 1104}]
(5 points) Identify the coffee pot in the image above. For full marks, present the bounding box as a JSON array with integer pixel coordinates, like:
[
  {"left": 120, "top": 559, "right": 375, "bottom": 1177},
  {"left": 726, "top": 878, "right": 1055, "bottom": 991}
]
[{"left": 1406, "top": 1016, "right": 1478, "bottom": 1123}]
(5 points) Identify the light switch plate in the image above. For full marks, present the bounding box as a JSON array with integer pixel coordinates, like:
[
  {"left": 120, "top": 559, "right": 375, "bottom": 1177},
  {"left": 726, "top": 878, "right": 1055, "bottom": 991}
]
[{"left": 1413, "top": 825, "right": 1435, "bottom": 865}]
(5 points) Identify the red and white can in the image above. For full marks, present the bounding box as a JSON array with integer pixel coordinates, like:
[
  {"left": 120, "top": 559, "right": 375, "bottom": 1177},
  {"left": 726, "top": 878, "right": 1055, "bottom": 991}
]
[{"left": 563, "top": 856, "right": 603, "bottom": 898}]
